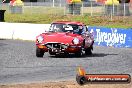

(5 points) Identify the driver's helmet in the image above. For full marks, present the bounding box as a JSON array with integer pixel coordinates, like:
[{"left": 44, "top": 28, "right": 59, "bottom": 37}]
[
  {"left": 63, "top": 25, "right": 73, "bottom": 32},
  {"left": 79, "top": 26, "right": 83, "bottom": 30}
]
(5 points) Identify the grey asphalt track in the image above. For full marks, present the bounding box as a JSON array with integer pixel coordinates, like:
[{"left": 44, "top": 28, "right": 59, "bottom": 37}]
[{"left": 0, "top": 39, "right": 132, "bottom": 84}]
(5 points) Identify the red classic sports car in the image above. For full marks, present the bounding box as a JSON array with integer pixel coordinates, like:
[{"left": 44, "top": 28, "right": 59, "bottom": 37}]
[{"left": 36, "top": 21, "right": 94, "bottom": 57}]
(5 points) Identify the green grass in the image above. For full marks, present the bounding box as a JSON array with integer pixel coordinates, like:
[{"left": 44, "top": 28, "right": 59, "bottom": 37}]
[{"left": 3, "top": 6, "right": 132, "bottom": 28}]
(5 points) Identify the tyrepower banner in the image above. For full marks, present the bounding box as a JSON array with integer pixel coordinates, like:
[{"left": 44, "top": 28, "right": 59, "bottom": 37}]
[{"left": 88, "top": 26, "right": 132, "bottom": 48}]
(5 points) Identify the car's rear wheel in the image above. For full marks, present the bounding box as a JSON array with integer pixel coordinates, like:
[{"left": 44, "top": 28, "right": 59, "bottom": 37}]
[
  {"left": 85, "top": 47, "right": 92, "bottom": 55},
  {"left": 36, "top": 47, "right": 44, "bottom": 57}
]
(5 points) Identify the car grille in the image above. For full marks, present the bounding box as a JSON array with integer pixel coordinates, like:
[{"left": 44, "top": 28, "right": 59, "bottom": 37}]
[{"left": 45, "top": 43, "right": 67, "bottom": 49}]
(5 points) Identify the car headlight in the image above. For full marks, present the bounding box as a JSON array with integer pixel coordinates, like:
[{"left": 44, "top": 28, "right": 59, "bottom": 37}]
[
  {"left": 37, "top": 36, "right": 44, "bottom": 43},
  {"left": 72, "top": 37, "right": 79, "bottom": 44}
]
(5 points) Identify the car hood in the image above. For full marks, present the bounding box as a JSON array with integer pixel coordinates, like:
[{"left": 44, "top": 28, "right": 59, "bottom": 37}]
[{"left": 41, "top": 32, "right": 83, "bottom": 44}]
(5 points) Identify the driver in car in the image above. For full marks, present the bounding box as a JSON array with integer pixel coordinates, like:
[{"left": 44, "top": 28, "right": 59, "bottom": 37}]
[{"left": 73, "top": 26, "right": 83, "bottom": 35}]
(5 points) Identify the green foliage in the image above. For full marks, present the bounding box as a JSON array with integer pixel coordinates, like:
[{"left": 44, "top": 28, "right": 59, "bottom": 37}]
[{"left": 5, "top": 13, "right": 132, "bottom": 28}]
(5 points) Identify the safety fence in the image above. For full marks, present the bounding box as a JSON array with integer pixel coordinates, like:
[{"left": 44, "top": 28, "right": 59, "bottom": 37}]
[{"left": 0, "top": 1, "right": 132, "bottom": 16}]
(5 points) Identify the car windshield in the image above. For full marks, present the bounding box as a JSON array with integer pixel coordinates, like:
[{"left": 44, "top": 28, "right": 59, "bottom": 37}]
[{"left": 49, "top": 23, "right": 87, "bottom": 35}]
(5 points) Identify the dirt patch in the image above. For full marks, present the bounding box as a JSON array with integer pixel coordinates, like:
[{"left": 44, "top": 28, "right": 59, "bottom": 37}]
[{"left": 0, "top": 81, "right": 132, "bottom": 88}]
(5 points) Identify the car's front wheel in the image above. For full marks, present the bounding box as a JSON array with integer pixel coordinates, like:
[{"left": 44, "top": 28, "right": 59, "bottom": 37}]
[
  {"left": 75, "top": 50, "right": 82, "bottom": 57},
  {"left": 36, "top": 47, "right": 44, "bottom": 57}
]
